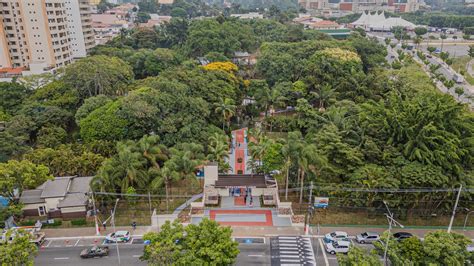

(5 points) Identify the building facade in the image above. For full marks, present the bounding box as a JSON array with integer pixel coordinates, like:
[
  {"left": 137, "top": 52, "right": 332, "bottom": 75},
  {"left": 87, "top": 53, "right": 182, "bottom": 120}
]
[
  {"left": 0, "top": 0, "right": 94, "bottom": 71},
  {"left": 64, "top": 0, "right": 95, "bottom": 58},
  {"left": 0, "top": 0, "right": 73, "bottom": 69}
]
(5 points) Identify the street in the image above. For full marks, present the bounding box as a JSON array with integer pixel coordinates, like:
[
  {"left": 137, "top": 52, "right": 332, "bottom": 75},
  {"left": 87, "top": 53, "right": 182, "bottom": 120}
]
[
  {"left": 368, "top": 32, "right": 474, "bottom": 108},
  {"left": 35, "top": 235, "right": 387, "bottom": 266}
]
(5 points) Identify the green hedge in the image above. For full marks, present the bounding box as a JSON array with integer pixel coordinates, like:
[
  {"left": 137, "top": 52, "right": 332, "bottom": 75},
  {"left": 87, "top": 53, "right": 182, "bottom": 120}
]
[
  {"left": 42, "top": 220, "right": 62, "bottom": 227},
  {"left": 18, "top": 220, "right": 36, "bottom": 226},
  {"left": 71, "top": 218, "right": 87, "bottom": 226}
]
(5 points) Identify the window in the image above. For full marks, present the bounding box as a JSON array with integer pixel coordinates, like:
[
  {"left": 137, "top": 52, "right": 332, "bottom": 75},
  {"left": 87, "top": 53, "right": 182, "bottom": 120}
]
[{"left": 38, "top": 206, "right": 46, "bottom": 216}]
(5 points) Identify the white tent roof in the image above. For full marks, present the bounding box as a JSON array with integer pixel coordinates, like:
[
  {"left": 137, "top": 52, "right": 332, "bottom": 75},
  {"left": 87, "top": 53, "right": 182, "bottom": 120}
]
[{"left": 351, "top": 11, "right": 416, "bottom": 30}]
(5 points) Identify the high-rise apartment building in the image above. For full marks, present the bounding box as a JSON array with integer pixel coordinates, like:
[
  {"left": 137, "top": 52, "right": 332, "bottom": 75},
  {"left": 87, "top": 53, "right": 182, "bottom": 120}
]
[
  {"left": 0, "top": 0, "right": 95, "bottom": 71},
  {"left": 0, "top": 0, "right": 73, "bottom": 69},
  {"left": 64, "top": 0, "right": 95, "bottom": 58}
]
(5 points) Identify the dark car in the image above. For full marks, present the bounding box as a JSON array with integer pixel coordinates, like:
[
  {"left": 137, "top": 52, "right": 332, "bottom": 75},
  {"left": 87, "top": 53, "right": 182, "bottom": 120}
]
[
  {"left": 393, "top": 232, "right": 413, "bottom": 241},
  {"left": 80, "top": 245, "right": 109, "bottom": 258}
]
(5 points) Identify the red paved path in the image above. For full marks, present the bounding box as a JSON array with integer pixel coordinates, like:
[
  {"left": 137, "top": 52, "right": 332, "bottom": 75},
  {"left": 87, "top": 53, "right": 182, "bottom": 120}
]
[
  {"left": 233, "top": 128, "right": 246, "bottom": 174},
  {"left": 210, "top": 210, "right": 273, "bottom": 226}
]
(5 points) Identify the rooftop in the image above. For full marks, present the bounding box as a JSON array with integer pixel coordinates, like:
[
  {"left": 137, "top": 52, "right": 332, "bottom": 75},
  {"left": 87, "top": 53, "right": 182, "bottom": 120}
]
[{"left": 214, "top": 174, "right": 276, "bottom": 188}]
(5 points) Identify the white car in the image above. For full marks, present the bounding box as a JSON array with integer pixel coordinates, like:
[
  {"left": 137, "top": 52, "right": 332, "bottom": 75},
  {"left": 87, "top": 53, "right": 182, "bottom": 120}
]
[
  {"left": 325, "top": 240, "right": 351, "bottom": 255},
  {"left": 356, "top": 232, "right": 380, "bottom": 244},
  {"left": 105, "top": 231, "right": 130, "bottom": 243},
  {"left": 324, "top": 231, "right": 349, "bottom": 243}
]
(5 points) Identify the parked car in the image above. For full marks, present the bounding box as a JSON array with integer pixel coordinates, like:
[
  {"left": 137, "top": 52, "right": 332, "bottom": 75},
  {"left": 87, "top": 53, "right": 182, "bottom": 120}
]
[
  {"left": 356, "top": 232, "right": 380, "bottom": 244},
  {"left": 393, "top": 232, "right": 413, "bottom": 241},
  {"left": 325, "top": 240, "right": 351, "bottom": 255},
  {"left": 324, "top": 231, "right": 349, "bottom": 243},
  {"left": 453, "top": 74, "right": 464, "bottom": 84},
  {"left": 80, "top": 245, "right": 109, "bottom": 258},
  {"left": 426, "top": 54, "right": 433, "bottom": 58},
  {"left": 105, "top": 231, "right": 131, "bottom": 243}
]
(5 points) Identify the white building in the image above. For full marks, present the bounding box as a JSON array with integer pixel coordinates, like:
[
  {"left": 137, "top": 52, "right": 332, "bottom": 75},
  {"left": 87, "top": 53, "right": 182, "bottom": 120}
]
[
  {"left": 351, "top": 11, "right": 416, "bottom": 31},
  {"left": 64, "top": 0, "right": 95, "bottom": 58}
]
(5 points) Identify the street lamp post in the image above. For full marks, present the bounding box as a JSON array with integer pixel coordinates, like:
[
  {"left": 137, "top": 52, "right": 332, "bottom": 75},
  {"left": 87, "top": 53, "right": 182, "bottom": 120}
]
[
  {"left": 112, "top": 198, "right": 121, "bottom": 265},
  {"left": 382, "top": 201, "right": 404, "bottom": 266},
  {"left": 464, "top": 210, "right": 474, "bottom": 231}
]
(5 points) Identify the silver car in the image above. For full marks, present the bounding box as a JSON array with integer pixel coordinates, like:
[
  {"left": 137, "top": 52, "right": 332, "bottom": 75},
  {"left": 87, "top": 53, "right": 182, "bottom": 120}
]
[{"left": 356, "top": 232, "right": 380, "bottom": 244}]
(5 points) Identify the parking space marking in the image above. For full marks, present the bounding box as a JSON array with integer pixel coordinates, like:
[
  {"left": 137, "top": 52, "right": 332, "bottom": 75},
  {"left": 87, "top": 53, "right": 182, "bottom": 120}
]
[
  {"left": 45, "top": 240, "right": 52, "bottom": 248},
  {"left": 54, "top": 257, "right": 69, "bottom": 260},
  {"left": 318, "top": 238, "right": 329, "bottom": 266},
  {"left": 74, "top": 239, "right": 80, "bottom": 246}
]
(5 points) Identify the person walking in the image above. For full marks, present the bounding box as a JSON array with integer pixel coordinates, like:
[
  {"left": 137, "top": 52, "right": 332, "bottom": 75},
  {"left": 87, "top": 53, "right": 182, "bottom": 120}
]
[
  {"left": 132, "top": 221, "right": 137, "bottom": 231},
  {"left": 102, "top": 221, "right": 107, "bottom": 231}
]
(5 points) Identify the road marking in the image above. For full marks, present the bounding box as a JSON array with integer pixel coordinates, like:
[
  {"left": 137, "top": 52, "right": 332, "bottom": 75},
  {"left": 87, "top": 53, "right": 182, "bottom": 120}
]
[
  {"left": 74, "top": 239, "right": 80, "bottom": 246},
  {"left": 318, "top": 238, "right": 329, "bottom": 266},
  {"left": 133, "top": 255, "right": 141, "bottom": 258},
  {"left": 45, "top": 240, "right": 52, "bottom": 248},
  {"left": 53, "top": 245, "right": 61, "bottom": 247},
  {"left": 248, "top": 254, "right": 263, "bottom": 257},
  {"left": 54, "top": 257, "right": 69, "bottom": 260}
]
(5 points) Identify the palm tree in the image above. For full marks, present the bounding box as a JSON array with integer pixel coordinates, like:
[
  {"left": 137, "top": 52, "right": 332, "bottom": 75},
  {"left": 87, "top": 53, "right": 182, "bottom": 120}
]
[
  {"left": 248, "top": 135, "right": 273, "bottom": 173},
  {"left": 215, "top": 98, "right": 236, "bottom": 131},
  {"left": 296, "top": 137, "right": 329, "bottom": 204},
  {"left": 280, "top": 131, "right": 304, "bottom": 200},
  {"left": 138, "top": 135, "right": 169, "bottom": 171},
  {"left": 151, "top": 166, "right": 179, "bottom": 212},
  {"left": 115, "top": 143, "right": 148, "bottom": 192},
  {"left": 310, "top": 83, "right": 338, "bottom": 112},
  {"left": 207, "top": 133, "right": 230, "bottom": 173}
]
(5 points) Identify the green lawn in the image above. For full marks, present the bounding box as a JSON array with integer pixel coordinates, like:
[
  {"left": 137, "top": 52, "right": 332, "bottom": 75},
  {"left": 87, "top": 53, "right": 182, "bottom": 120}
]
[{"left": 451, "top": 56, "right": 474, "bottom": 85}]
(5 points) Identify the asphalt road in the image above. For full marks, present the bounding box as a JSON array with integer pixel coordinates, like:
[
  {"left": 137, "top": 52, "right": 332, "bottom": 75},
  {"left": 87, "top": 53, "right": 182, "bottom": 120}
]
[{"left": 35, "top": 244, "right": 146, "bottom": 266}]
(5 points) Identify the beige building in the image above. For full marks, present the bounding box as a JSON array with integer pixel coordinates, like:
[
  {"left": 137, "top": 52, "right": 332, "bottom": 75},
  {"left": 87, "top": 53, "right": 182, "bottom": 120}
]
[
  {"left": 0, "top": 0, "right": 95, "bottom": 71},
  {"left": 64, "top": 0, "right": 95, "bottom": 58},
  {"left": 0, "top": 0, "right": 74, "bottom": 70}
]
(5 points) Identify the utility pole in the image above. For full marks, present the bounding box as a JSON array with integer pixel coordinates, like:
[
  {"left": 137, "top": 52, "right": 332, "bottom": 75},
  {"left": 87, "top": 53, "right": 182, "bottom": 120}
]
[
  {"left": 90, "top": 191, "right": 100, "bottom": 236},
  {"left": 383, "top": 201, "right": 404, "bottom": 266},
  {"left": 448, "top": 184, "right": 462, "bottom": 233},
  {"left": 112, "top": 198, "right": 121, "bottom": 265},
  {"left": 148, "top": 192, "right": 152, "bottom": 217},
  {"left": 304, "top": 182, "right": 313, "bottom": 235}
]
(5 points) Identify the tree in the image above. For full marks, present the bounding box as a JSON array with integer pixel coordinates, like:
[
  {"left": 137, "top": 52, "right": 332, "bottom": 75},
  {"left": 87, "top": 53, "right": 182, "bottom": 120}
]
[
  {"left": 440, "top": 33, "right": 447, "bottom": 52},
  {"left": 397, "top": 236, "right": 425, "bottom": 264},
  {"left": 427, "top": 46, "right": 436, "bottom": 54},
  {"left": 0, "top": 82, "right": 30, "bottom": 115},
  {"left": 143, "top": 219, "right": 239, "bottom": 265},
  {"left": 0, "top": 229, "right": 38, "bottom": 266},
  {"left": 455, "top": 86, "right": 464, "bottom": 99},
  {"left": 207, "top": 133, "right": 230, "bottom": 173},
  {"left": 62, "top": 55, "right": 133, "bottom": 100},
  {"left": 414, "top": 27, "right": 428, "bottom": 37},
  {"left": 97, "top": 142, "right": 148, "bottom": 193},
  {"left": 142, "top": 220, "right": 184, "bottom": 265},
  {"left": 0, "top": 160, "right": 53, "bottom": 200},
  {"left": 468, "top": 45, "right": 474, "bottom": 58},
  {"left": 423, "top": 230, "right": 471, "bottom": 265},
  {"left": 137, "top": 12, "right": 151, "bottom": 23},
  {"left": 337, "top": 246, "right": 382, "bottom": 266},
  {"left": 180, "top": 218, "right": 239, "bottom": 265},
  {"left": 24, "top": 146, "right": 105, "bottom": 177},
  {"left": 36, "top": 126, "right": 67, "bottom": 148},
  {"left": 74, "top": 95, "right": 113, "bottom": 124},
  {"left": 280, "top": 131, "right": 304, "bottom": 200},
  {"left": 214, "top": 98, "right": 236, "bottom": 131}
]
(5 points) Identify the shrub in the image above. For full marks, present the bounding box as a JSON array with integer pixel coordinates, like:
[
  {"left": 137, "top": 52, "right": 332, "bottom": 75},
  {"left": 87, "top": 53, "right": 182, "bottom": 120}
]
[
  {"left": 71, "top": 218, "right": 87, "bottom": 226},
  {"left": 18, "top": 220, "right": 36, "bottom": 226},
  {"left": 43, "top": 220, "right": 62, "bottom": 227}
]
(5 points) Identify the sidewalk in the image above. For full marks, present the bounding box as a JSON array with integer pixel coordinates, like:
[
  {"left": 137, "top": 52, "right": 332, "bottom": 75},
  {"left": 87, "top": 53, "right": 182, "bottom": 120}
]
[
  {"left": 43, "top": 225, "right": 152, "bottom": 238},
  {"left": 42, "top": 225, "right": 474, "bottom": 239}
]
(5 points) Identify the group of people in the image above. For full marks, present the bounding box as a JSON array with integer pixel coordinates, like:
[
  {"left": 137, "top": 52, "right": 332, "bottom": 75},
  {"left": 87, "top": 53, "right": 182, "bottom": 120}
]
[{"left": 229, "top": 187, "right": 254, "bottom": 207}]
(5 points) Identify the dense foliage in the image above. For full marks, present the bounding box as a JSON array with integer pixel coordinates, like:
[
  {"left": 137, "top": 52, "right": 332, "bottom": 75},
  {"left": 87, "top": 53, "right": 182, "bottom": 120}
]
[
  {"left": 142, "top": 219, "right": 239, "bottom": 265},
  {"left": 0, "top": 13, "right": 472, "bottom": 221}
]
